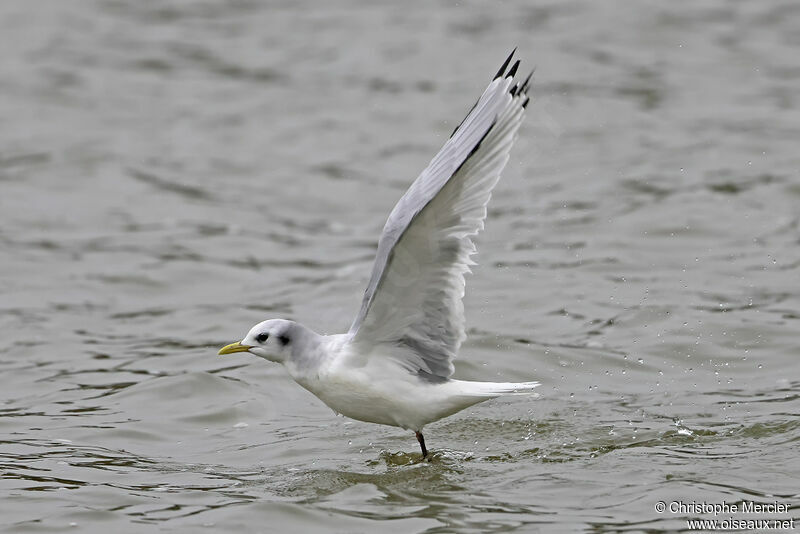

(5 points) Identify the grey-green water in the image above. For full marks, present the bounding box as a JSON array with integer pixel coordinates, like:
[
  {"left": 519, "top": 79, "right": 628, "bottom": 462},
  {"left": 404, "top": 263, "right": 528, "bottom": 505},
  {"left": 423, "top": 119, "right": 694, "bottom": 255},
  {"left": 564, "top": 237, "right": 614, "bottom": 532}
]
[{"left": 1, "top": 1, "right": 799, "bottom": 532}]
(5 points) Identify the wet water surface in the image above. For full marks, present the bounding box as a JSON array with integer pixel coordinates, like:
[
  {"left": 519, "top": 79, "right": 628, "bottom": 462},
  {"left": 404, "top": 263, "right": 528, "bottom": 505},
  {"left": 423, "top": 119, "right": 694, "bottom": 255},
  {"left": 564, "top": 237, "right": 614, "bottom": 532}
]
[{"left": 1, "top": 0, "right": 799, "bottom": 532}]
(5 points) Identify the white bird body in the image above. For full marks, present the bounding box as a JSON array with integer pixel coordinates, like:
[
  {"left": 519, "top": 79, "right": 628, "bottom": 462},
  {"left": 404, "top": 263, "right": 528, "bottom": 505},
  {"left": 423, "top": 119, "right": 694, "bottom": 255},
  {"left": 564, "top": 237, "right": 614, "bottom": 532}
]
[
  {"left": 283, "top": 333, "right": 539, "bottom": 431},
  {"left": 219, "top": 51, "right": 539, "bottom": 456}
]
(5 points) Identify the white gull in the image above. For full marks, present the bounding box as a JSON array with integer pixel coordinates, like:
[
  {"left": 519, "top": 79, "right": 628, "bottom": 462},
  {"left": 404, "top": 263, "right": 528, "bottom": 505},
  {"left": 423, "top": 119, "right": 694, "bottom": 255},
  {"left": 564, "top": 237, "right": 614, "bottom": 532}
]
[{"left": 219, "top": 50, "right": 539, "bottom": 457}]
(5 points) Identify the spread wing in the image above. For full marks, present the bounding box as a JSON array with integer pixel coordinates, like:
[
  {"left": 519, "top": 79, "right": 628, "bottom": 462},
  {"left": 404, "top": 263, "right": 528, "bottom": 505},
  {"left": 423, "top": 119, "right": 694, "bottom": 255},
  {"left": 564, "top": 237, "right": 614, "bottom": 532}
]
[{"left": 347, "top": 51, "right": 532, "bottom": 380}]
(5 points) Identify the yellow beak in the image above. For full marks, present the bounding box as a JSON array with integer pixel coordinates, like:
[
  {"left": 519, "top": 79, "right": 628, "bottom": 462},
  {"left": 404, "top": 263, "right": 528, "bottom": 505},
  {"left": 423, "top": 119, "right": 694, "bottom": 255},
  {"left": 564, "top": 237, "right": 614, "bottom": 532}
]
[{"left": 218, "top": 341, "right": 252, "bottom": 355}]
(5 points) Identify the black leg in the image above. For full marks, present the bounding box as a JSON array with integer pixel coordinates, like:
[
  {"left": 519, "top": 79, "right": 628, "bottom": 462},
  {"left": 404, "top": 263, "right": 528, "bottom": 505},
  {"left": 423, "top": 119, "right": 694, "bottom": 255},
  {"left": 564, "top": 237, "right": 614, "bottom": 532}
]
[{"left": 415, "top": 431, "right": 428, "bottom": 458}]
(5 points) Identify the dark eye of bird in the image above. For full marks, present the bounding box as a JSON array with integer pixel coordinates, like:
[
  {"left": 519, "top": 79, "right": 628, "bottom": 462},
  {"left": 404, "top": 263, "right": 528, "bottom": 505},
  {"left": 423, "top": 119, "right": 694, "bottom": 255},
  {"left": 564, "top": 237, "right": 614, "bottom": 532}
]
[{"left": 255, "top": 333, "right": 269, "bottom": 343}]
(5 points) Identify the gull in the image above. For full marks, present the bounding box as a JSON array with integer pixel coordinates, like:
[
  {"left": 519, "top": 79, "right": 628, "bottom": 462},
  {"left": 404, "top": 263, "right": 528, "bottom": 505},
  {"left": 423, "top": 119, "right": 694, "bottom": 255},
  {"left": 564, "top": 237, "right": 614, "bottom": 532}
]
[{"left": 219, "top": 50, "right": 539, "bottom": 458}]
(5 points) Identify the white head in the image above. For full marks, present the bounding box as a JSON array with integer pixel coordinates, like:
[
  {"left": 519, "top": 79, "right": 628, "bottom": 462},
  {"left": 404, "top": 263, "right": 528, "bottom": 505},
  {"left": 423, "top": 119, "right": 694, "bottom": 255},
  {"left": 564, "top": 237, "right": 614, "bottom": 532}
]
[{"left": 218, "top": 319, "right": 296, "bottom": 363}]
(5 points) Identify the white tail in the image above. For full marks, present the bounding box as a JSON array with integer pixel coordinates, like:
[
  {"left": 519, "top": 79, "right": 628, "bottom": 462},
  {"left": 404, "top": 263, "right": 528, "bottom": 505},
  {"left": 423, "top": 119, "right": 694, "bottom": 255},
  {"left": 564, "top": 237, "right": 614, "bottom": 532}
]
[{"left": 454, "top": 379, "right": 541, "bottom": 399}]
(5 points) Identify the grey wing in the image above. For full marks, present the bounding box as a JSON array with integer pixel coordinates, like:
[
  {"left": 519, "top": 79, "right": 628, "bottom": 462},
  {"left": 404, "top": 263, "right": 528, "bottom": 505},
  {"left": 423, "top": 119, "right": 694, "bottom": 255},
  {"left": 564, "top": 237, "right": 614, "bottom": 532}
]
[{"left": 348, "top": 51, "right": 532, "bottom": 379}]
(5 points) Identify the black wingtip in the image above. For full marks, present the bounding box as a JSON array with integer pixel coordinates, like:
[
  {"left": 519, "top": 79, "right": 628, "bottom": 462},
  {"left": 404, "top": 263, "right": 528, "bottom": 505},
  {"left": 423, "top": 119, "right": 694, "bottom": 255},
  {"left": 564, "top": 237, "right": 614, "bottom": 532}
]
[
  {"left": 508, "top": 59, "right": 520, "bottom": 78},
  {"left": 520, "top": 68, "right": 535, "bottom": 93},
  {"left": 493, "top": 48, "right": 517, "bottom": 80},
  {"left": 522, "top": 95, "right": 531, "bottom": 108}
]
